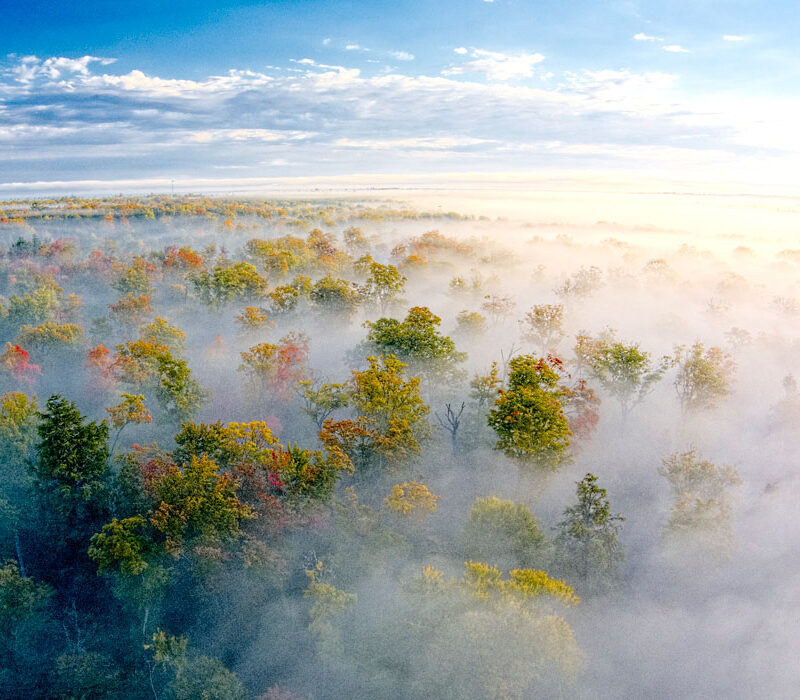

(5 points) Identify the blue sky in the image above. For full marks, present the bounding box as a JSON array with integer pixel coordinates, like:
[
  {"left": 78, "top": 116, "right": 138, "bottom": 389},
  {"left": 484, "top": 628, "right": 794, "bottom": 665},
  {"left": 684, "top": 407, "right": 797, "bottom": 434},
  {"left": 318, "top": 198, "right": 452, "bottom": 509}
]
[{"left": 1, "top": 0, "right": 798, "bottom": 192}]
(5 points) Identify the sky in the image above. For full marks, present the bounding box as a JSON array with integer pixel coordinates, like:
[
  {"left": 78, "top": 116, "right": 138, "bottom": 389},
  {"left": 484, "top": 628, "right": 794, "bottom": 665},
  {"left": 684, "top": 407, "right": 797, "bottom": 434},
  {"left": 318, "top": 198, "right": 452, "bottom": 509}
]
[{"left": 1, "top": 0, "right": 799, "bottom": 194}]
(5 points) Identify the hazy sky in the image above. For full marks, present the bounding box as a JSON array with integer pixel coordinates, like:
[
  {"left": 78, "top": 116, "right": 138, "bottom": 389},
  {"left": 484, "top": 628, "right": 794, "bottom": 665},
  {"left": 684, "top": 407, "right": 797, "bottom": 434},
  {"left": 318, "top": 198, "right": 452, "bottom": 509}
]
[{"left": 2, "top": 1, "right": 799, "bottom": 191}]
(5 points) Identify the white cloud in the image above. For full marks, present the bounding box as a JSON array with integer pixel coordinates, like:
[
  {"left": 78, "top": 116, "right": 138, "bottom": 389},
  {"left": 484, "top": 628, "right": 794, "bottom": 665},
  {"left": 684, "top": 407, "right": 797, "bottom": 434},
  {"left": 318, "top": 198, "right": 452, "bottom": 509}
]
[
  {"left": 389, "top": 51, "right": 415, "bottom": 61},
  {"left": 663, "top": 44, "right": 690, "bottom": 53},
  {"left": 322, "top": 38, "right": 331, "bottom": 46},
  {"left": 723, "top": 35, "right": 746, "bottom": 41},
  {"left": 345, "top": 44, "right": 362, "bottom": 51},
  {"left": 634, "top": 33, "right": 664, "bottom": 42},
  {"left": 443, "top": 48, "right": 545, "bottom": 80},
  {"left": 565, "top": 69, "right": 678, "bottom": 114},
  {"left": 189, "top": 129, "right": 313, "bottom": 144},
  {"left": 454, "top": 47, "right": 468, "bottom": 55},
  {"left": 333, "top": 136, "right": 495, "bottom": 150},
  {"left": 4, "top": 53, "right": 800, "bottom": 187},
  {"left": 11, "top": 55, "right": 116, "bottom": 82}
]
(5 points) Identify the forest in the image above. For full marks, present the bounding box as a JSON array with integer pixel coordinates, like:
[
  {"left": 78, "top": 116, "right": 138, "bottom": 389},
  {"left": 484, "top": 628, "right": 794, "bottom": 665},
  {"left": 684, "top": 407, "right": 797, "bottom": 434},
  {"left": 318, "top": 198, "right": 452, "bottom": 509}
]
[{"left": 0, "top": 194, "right": 796, "bottom": 699}]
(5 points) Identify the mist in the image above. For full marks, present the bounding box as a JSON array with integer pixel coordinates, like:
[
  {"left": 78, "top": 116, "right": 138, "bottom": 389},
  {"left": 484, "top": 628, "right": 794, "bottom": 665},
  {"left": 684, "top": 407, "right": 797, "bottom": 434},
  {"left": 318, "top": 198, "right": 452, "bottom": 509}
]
[{"left": 0, "top": 194, "right": 798, "bottom": 699}]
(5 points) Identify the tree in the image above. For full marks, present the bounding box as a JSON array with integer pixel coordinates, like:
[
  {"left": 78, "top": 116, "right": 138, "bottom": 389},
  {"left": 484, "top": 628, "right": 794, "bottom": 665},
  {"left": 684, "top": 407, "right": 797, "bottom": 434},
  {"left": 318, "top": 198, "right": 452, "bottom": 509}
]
[
  {"left": 673, "top": 343, "right": 734, "bottom": 413},
  {"left": 235, "top": 306, "right": 274, "bottom": 335},
  {"left": 139, "top": 317, "right": 186, "bottom": 354},
  {"left": 587, "top": 338, "right": 670, "bottom": 421},
  {"left": 519, "top": 304, "right": 565, "bottom": 354},
  {"left": 0, "top": 393, "right": 39, "bottom": 573},
  {"left": 343, "top": 226, "right": 371, "bottom": 254},
  {"left": 357, "top": 257, "right": 407, "bottom": 312},
  {"left": 192, "top": 262, "right": 266, "bottom": 307},
  {"left": 349, "top": 354, "right": 430, "bottom": 464},
  {"left": 299, "top": 379, "right": 350, "bottom": 430},
  {"left": 15, "top": 321, "right": 84, "bottom": 358},
  {"left": 111, "top": 260, "right": 153, "bottom": 297},
  {"left": 309, "top": 275, "right": 360, "bottom": 318},
  {"left": 658, "top": 450, "right": 741, "bottom": 556},
  {"left": 435, "top": 401, "right": 465, "bottom": 455},
  {"left": 173, "top": 420, "right": 347, "bottom": 504},
  {"left": 555, "top": 266, "right": 602, "bottom": 299},
  {"left": 367, "top": 562, "right": 581, "bottom": 699},
  {"left": 469, "top": 362, "right": 502, "bottom": 409},
  {"left": 4, "top": 281, "right": 62, "bottom": 331},
  {"left": 108, "top": 293, "right": 154, "bottom": 330},
  {"left": 487, "top": 355, "right": 572, "bottom": 469},
  {"left": 34, "top": 395, "right": 111, "bottom": 585},
  {"left": 461, "top": 496, "right": 547, "bottom": 569},
  {"left": 480, "top": 294, "right": 516, "bottom": 325},
  {"left": 321, "top": 355, "right": 430, "bottom": 474},
  {"left": 383, "top": 481, "right": 440, "bottom": 522},
  {"left": 454, "top": 310, "right": 487, "bottom": 337},
  {"left": 0, "top": 343, "right": 41, "bottom": 383},
  {"left": 145, "top": 630, "right": 248, "bottom": 700},
  {"left": 0, "top": 562, "right": 56, "bottom": 696},
  {"left": 238, "top": 333, "right": 310, "bottom": 405},
  {"left": 555, "top": 473, "right": 624, "bottom": 594},
  {"left": 112, "top": 339, "right": 207, "bottom": 424},
  {"left": 106, "top": 393, "right": 152, "bottom": 456},
  {"left": 361, "top": 306, "right": 466, "bottom": 384},
  {"left": 149, "top": 454, "right": 253, "bottom": 558}
]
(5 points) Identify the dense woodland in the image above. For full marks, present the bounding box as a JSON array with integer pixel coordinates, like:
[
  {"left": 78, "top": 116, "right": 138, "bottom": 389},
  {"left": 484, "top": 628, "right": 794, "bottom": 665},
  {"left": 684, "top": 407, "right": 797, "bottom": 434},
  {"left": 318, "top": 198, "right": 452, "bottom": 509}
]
[{"left": 0, "top": 195, "right": 797, "bottom": 698}]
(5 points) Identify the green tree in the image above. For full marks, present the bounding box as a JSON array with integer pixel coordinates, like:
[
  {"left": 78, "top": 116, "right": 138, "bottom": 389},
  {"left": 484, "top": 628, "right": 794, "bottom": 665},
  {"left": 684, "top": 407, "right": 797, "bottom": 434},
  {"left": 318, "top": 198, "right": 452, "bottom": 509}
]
[
  {"left": 555, "top": 473, "right": 624, "bottom": 594},
  {"left": 309, "top": 275, "right": 361, "bottom": 318},
  {"left": 192, "top": 262, "right": 266, "bottom": 307},
  {"left": 34, "top": 395, "right": 111, "bottom": 584},
  {"left": 0, "top": 393, "right": 39, "bottom": 569},
  {"left": 5, "top": 281, "right": 61, "bottom": 330},
  {"left": 145, "top": 630, "right": 248, "bottom": 700},
  {"left": 299, "top": 379, "right": 350, "bottom": 430},
  {"left": 334, "top": 562, "right": 582, "bottom": 700},
  {"left": 362, "top": 306, "right": 466, "bottom": 384},
  {"left": 519, "top": 304, "right": 565, "bottom": 354},
  {"left": 673, "top": 343, "right": 734, "bottom": 413},
  {"left": 113, "top": 339, "right": 207, "bottom": 424},
  {"left": 587, "top": 338, "right": 670, "bottom": 420},
  {"left": 0, "top": 562, "right": 56, "bottom": 696},
  {"left": 454, "top": 310, "right": 487, "bottom": 337},
  {"left": 658, "top": 450, "right": 741, "bottom": 556},
  {"left": 139, "top": 317, "right": 186, "bottom": 354},
  {"left": 350, "top": 354, "right": 430, "bottom": 462},
  {"left": 112, "top": 262, "right": 152, "bottom": 297},
  {"left": 461, "top": 496, "right": 547, "bottom": 569},
  {"left": 150, "top": 454, "right": 253, "bottom": 557},
  {"left": 487, "top": 355, "right": 571, "bottom": 469},
  {"left": 357, "top": 257, "right": 407, "bottom": 312}
]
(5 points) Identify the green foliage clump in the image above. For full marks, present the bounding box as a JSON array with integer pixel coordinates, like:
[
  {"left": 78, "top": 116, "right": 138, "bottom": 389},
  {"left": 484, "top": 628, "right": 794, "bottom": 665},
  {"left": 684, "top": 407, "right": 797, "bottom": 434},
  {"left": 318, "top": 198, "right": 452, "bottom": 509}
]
[
  {"left": 309, "top": 275, "right": 361, "bottom": 317},
  {"left": 487, "top": 355, "right": 571, "bottom": 468},
  {"left": 362, "top": 306, "right": 466, "bottom": 383},
  {"left": 555, "top": 474, "right": 624, "bottom": 594},
  {"left": 587, "top": 337, "right": 670, "bottom": 419},
  {"left": 192, "top": 262, "right": 266, "bottom": 306},
  {"left": 462, "top": 496, "right": 546, "bottom": 569},
  {"left": 658, "top": 450, "right": 741, "bottom": 557},
  {"left": 673, "top": 343, "right": 734, "bottom": 413}
]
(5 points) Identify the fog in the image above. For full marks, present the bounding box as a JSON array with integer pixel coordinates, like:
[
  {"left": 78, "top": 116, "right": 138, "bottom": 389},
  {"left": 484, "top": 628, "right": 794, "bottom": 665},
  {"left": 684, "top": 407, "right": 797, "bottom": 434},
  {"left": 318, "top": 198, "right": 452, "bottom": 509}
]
[{"left": 0, "top": 193, "right": 798, "bottom": 699}]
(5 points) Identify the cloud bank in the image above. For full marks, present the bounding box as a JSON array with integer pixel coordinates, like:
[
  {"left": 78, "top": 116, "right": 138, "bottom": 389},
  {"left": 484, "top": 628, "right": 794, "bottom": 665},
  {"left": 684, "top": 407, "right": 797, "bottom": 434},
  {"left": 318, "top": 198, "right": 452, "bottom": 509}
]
[{"left": 0, "top": 51, "right": 798, "bottom": 189}]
